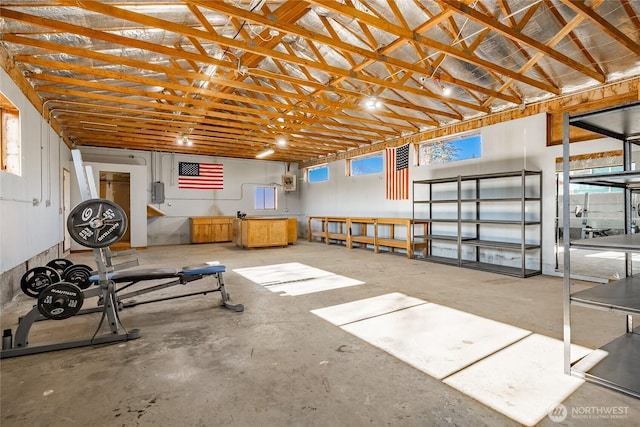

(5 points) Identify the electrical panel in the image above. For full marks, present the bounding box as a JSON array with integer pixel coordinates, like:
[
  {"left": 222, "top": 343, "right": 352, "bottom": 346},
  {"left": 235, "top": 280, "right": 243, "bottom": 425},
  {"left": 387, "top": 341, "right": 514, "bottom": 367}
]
[{"left": 151, "top": 181, "right": 165, "bottom": 203}]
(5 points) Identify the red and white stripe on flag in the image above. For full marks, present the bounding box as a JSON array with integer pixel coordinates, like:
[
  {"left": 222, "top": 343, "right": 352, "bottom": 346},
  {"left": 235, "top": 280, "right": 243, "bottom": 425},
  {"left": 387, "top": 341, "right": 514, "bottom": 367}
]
[
  {"left": 385, "top": 144, "right": 409, "bottom": 200},
  {"left": 178, "top": 162, "right": 223, "bottom": 190}
]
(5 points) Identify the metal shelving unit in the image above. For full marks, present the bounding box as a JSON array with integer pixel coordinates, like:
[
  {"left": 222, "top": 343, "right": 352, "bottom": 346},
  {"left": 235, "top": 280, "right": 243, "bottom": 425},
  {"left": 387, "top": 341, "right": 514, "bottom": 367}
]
[
  {"left": 412, "top": 170, "right": 542, "bottom": 278},
  {"left": 562, "top": 101, "right": 640, "bottom": 399}
]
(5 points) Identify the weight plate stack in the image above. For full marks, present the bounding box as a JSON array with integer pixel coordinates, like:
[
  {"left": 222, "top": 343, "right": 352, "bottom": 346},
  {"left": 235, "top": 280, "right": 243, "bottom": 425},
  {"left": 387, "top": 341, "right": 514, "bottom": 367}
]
[
  {"left": 67, "top": 198, "right": 128, "bottom": 248},
  {"left": 20, "top": 266, "right": 61, "bottom": 298},
  {"left": 37, "top": 282, "right": 84, "bottom": 320},
  {"left": 63, "top": 264, "right": 94, "bottom": 290},
  {"left": 46, "top": 258, "right": 74, "bottom": 276}
]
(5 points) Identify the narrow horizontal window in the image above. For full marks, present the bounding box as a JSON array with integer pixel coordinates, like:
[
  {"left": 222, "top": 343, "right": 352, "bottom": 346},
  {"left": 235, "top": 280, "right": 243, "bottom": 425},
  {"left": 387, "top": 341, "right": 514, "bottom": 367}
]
[
  {"left": 307, "top": 165, "right": 328, "bottom": 183},
  {"left": 350, "top": 153, "right": 383, "bottom": 176},
  {"left": 419, "top": 133, "right": 481, "bottom": 166}
]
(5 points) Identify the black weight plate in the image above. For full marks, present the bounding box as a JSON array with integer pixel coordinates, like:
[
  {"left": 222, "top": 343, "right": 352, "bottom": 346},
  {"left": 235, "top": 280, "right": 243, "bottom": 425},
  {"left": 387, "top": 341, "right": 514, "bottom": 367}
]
[
  {"left": 67, "top": 198, "right": 128, "bottom": 248},
  {"left": 63, "top": 264, "right": 93, "bottom": 290},
  {"left": 37, "top": 282, "right": 84, "bottom": 320},
  {"left": 20, "top": 266, "right": 61, "bottom": 298},
  {"left": 46, "top": 258, "right": 74, "bottom": 276}
]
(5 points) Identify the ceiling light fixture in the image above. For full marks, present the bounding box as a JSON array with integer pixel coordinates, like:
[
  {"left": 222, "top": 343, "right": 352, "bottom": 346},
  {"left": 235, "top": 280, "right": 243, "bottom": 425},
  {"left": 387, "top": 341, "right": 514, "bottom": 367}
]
[
  {"left": 434, "top": 76, "right": 451, "bottom": 97},
  {"left": 363, "top": 96, "right": 382, "bottom": 111},
  {"left": 177, "top": 135, "right": 193, "bottom": 145},
  {"left": 81, "top": 127, "right": 117, "bottom": 133},
  {"left": 275, "top": 134, "right": 288, "bottom": 147},
  {"left": 256, "top": 148, "right": 275, "bottom": 159},
  {"left": 79, "top": 120, "right": 117, "bottom": 127}
]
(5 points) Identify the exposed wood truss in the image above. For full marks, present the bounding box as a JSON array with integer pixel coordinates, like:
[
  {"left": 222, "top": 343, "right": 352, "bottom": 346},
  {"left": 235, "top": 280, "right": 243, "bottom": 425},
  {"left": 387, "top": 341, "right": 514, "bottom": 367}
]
[{"left": 1, "top": 0, "right": 639, "bottom": 163}]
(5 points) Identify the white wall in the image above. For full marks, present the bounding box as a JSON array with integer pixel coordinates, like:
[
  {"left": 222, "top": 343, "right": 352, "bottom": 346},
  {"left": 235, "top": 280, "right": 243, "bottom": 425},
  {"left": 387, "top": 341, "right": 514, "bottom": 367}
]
[
  {"left": 68, "top": 160, "right": 148, "bottom": 250},
  {"left": 77, "top": 147, "right": 303, "bottom": 246},
  {"left": 300, "top": 114, "right": 623, "bottom": 275},
  {"left": 0, "top": 68, "right": 69, "bottom": 273}
]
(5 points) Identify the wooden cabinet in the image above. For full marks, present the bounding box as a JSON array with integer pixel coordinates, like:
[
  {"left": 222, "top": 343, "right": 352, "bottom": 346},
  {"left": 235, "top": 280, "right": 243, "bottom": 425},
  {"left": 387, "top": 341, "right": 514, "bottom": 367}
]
[
  {"left": 190, "top": 217, "right": 234, "bottom": 243},
  {"left": 287, "top": 218, "right": 298, "bottom": 244},
  {"left": 234, "top": 218, "right": 288, "bottom": 248}
]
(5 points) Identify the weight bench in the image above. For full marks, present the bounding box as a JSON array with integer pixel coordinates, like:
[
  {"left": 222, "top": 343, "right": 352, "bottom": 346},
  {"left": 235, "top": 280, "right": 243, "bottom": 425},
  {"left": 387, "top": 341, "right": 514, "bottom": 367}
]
[
  {"left": 89, "top": 262, "right": 244, "bottom": 312},
  {"left": 1, "top": 154, "right": 244, "bottom": 359}
]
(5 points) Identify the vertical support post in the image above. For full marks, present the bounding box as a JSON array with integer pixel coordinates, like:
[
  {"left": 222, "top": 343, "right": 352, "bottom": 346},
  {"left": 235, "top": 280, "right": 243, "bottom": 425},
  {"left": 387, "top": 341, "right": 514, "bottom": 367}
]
[
  {"left": 562, "top": 112, "right": 572, "bottom": 375},
  {"left": 457, "top": 176, "right": 462, "bottom": 267},
  {"left": 623, "top": 138, "right": 634, "bottom": 334},
  {"left": 539, "top": 170, "right": 543, "bottom": 276},
  {"left": 71, "top": 149, "right": 91, "bottom": 201},
  {"left": 521, "top": 170, "right": 526, "bottom": 277}
]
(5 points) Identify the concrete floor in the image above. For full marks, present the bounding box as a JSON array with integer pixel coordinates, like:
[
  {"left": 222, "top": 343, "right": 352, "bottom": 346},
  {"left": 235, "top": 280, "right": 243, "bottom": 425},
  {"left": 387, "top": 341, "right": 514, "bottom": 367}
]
[{"left": 1, "top": 241, "right": 637, "bottom": 426}]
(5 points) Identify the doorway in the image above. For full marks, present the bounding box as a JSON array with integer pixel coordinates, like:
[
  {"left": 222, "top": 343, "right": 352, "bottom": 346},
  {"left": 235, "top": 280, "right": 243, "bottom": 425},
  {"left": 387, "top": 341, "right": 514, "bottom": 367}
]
[{"left": 100, "top": 171, "right": 131, "bottom": 249}]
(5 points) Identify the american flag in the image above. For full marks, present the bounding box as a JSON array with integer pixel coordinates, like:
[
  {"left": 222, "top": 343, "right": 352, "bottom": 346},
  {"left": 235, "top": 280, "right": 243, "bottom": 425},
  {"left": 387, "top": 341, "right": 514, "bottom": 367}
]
[
  {"left": 385, "top": 144, "right": 409, "bottom": 200},
  {"left": 178, "top": 162, "right": 223, "bottom": 190}
]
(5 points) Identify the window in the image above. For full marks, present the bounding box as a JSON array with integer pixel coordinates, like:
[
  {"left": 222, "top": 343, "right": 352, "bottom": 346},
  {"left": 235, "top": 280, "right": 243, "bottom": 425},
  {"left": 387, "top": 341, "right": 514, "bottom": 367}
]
[
  {"left": 1, "top": 92, "right": 21, "bottom": 175},
  {"left": 306, "top": 164, "right": 328, "bottom": 182},
  {"left": 419, "top": 133, "right": 481, "bottom": 166},
  {"left": 255, "top": 186, "right": 276, "bottom": 210},
  {"left": 570, "top": 166, "right": 625, "bottom": 194},
  {"left": 349, "top": 153, "right": 383, "bottom": 176}
]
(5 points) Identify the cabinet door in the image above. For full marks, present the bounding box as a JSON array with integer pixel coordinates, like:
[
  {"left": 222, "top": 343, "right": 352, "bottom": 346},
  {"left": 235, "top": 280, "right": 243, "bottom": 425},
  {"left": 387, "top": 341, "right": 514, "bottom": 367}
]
[
  {"left": 190, "top": 218, "right": 212, "bottom": 243},
  {"left": 268, "top": 220, "right": 288, "bottom": 245},
  {"left": 246, "top": 220, "right": 287, "bottom": 247},
  {"left": 211, "top": 221, "right": 232, "bottom": 242},
  {"left": 287, "top": 218, "right": 298, "bottom": 244}
]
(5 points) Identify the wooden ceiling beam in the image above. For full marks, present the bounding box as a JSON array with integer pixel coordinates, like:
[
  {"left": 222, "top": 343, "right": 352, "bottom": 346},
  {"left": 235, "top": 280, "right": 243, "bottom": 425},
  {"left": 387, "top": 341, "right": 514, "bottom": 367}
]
[
  {"left": 543, "top": 0, "right": 605, "bottom": 76},
  {"left": 481, "top": 0, "right": 605, "bottom": 109},
  {"left": 307, "top": 0, "right": 560, "bottom": 95},
  {"left": 439, "top": 0, "right": 605, "bottom": 83},
  {"left": 53, "top": 107, "right": 371, "bottom": 148},
  {"left": 195, "top": 0, "right": 517, "bottom": 107},
  {"left": 0, "top": 5, "right": 479, "bottom": 123},
  {"left": 559, "top": 0, "right": 640, "bottom": 57},
  {"left": 13, "top": 44, "right": 408, "bottom": 137}
]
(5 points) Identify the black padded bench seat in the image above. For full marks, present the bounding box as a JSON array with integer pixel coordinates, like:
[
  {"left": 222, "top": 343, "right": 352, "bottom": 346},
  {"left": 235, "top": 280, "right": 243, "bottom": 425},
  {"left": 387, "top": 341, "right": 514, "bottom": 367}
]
[
  {"left": 90, "top": 262, "right": 226, "bottom": 284},
  {"left": 86, "top": 262, "right": 242, "bottom": 312}
]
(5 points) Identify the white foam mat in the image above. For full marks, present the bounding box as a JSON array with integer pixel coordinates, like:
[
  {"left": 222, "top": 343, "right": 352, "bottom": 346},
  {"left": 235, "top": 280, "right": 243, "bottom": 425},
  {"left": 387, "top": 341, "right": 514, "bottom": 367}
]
[
  {"left": 233, "top": 263, "right": 364, "bottom": 296},
  {"left": 266, "top": 274, "right": 364, "bottom": 296},
  {"left": 443, "top": 334, "right": 594, "bottom": 427},
  {"left": 311, "top": 292, "right": 427, "bottom": 326},
  {"left": 233, "top": 262, "right": 333, "bottom": 285},
  {"left": 341, "top": 303, "right": 531, "bottom": 380}
]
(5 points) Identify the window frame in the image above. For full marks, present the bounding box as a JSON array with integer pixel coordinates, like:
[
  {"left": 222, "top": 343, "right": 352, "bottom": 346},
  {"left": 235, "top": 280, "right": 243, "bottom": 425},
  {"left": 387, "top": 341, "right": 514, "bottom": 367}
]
[
  {"left": 306, "top": 164, "right": 329, "bottom": 183},
  {"left": 348, "top": 152, "right": 384, "bottom": 176},
  {"left": 0, "top": 92, "right": 21, "bottom": 176},
  {"left": 418, "top": 132, "right": 481, "bottom": 166},
  {"left": 254, "top": 186, "right": 277, "bottom": 210}
]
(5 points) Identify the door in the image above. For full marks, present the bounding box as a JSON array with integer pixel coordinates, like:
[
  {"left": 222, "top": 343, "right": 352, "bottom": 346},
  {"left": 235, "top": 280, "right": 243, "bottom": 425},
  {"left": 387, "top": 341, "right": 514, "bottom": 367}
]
[{"left": 100, "top": 171, "right": 131, "bottom": 248}]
